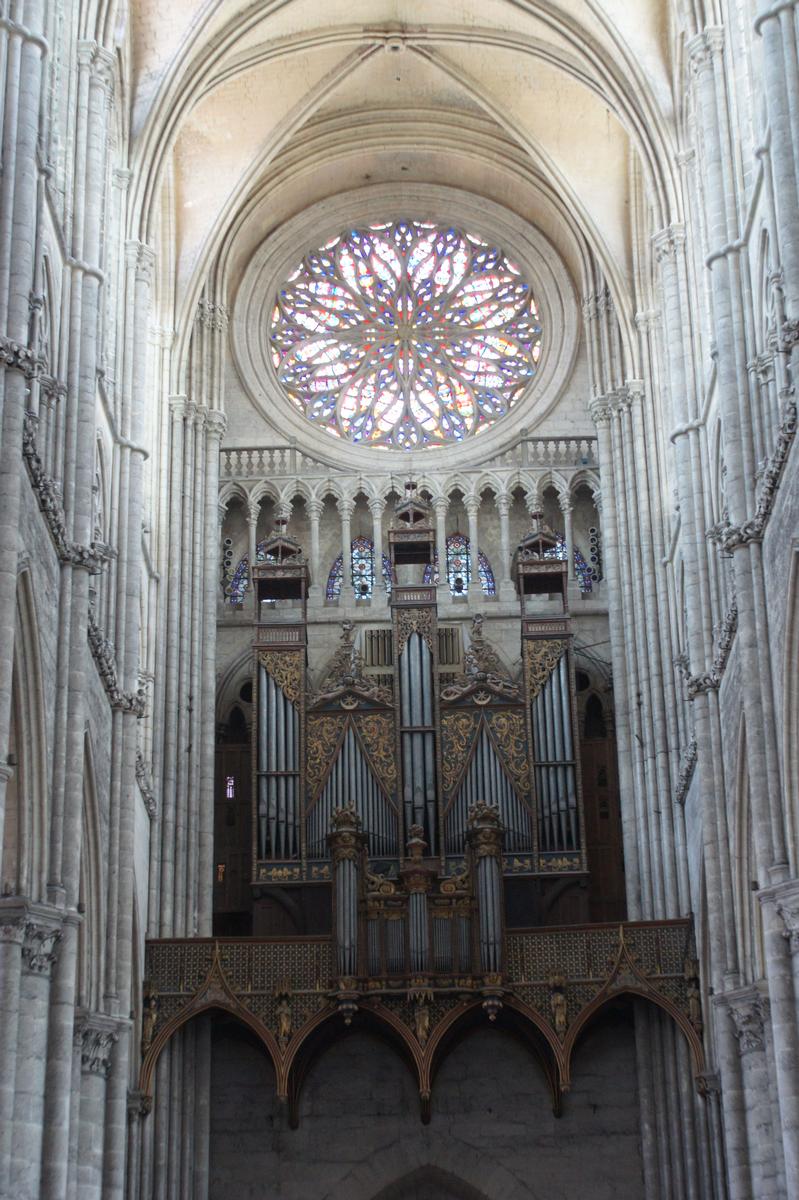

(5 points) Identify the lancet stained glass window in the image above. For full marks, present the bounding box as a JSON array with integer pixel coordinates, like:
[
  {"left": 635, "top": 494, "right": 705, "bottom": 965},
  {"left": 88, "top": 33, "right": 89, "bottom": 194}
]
[
  {"left": 423, "top": 533, "right": 496, "bottom": 596},
  {"left": 326, "top": 537, "right": 393, "bottom": 600},
  {"left": 543, "top": 533, "right": 595, "bottom": 594},
  {"left": 269, "top": 220, "right": 543, "bottom": 448},
  {"left": 228, "top": 541, "right": 277, "bottom": 605}
]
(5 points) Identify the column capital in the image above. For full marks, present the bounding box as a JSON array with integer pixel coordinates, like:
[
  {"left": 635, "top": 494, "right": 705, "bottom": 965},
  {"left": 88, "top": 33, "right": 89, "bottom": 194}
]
[
  {"left": 74, "top": 1012, "right": 120, "bottom": 1077},
  {"left": 337, "top": 496, "right": 355, "bottom": 520},
  {"left": 760, "top": 878, "right": 799, "bottom": 953},
  {"left": 367, "top": 495, "right": 386, "bottom": 518},
  {"left": 589, "top": 396, "right": 612, "bottom": 426},
  {"left": 124, "top": 240, "right": 156, "bottom": 285},
  {"left": 21, "top": 915, "right": 62, "bottom": 977},
  {"left": 496, "top": 492, "right": 512, "bottom": 516},
  {"left": 686, "top": 27, "right": 725, "bottom": 75},
  {"left": 652, "top": 224, "right": 686, "bottom": 263},
  {"left": 205, "top": 409, "right": 227, "bottom": 441},
  {"left": 306, "top": 498, "right": 324, "bottom": 521},
  {"left": 432, "top": 494, "right": 449, "bottom": 516},
  {"left": 557, "top": 492, "right": 573, "bottom": 514},
  {"left": 724, "top": 986, "right": 769, "bottom": 1056},
  {"left": 246, "top": 501, "right": 260, "bottom": 526},
  {"left": 464, "top": 493, "right": 481, "bottom": 518}
]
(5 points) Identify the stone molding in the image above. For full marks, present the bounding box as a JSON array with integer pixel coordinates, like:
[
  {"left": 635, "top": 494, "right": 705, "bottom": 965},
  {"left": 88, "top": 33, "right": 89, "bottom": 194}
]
[
  {"left": 675, "top": 736, "right": 698, "bottom": 806},
  {"left": 706, "top": 392, "right": 796, "bottom": 551},
  {"left": 759, "top": 879, "right": 799, "bottom": 954},
  {"left": 683, "top": 602, "right": 738, "bottom": 698},
  {"left": 87, "top": 610, "right": 146, "bottom": 716}
]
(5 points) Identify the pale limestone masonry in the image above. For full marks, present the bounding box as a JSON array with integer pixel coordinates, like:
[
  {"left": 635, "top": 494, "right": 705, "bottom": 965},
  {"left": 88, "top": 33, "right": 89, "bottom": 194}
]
[{"left": 0, "top": 2, "right": 798, "bottom": 1199}]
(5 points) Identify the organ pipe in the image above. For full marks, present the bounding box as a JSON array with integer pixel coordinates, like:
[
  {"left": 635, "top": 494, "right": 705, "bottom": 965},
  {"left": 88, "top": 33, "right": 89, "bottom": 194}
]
[{"left": 257, "top": 664, "right": 301, "bottom": 859}]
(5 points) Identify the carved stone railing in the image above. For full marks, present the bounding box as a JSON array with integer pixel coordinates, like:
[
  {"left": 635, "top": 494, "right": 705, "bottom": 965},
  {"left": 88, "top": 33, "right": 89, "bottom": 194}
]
[
  {"left": 140, "top": 918, "right": 703, "bottom": 1122},
  {"left": 220, "top": 436, "right": 598, "bottom": 482}
]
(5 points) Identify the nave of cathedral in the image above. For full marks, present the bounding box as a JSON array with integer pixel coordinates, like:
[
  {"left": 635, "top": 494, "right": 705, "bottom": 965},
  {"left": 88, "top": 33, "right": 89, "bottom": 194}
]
[{"left": 1, "top": 1, "right": 799, "bottom": 1197}]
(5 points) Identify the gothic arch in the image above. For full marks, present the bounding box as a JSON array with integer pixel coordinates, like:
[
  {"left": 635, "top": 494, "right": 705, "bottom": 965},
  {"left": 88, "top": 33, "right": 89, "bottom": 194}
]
[
  {"left": 77, "top": 731, "right": 106, "bottom": 1012},
  {"left": 140, "top": 999, "right": 280, "bottom": 1100},
  {"left": 783, "top": 545, "right": 799, "bottom": 875},
  {"left": 562, "top": 990, "right": 705, "bottom": 1091},
  {"left": 3, "top": 570, "right": 49, "bottom": 901},
  {"left": 370, "top": 1166, "right": 491, "bottom": 1200},
  {"left": 284, "top": 1002, "right": 424, "bottom": 1128},
  {"left": 423, "top": 998, "right": 564, "bottom": 1118}
]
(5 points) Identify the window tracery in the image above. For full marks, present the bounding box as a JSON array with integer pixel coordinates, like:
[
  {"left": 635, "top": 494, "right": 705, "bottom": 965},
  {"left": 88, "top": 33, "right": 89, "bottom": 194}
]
[
  {"left": 269, "top": 220, "right": 542, "bottom": 449},
  {"left": 326, "top": 536, "right": 393, "bottom": 600},
  {"left": 423, "top": 533, "right": 496, "bottom": 596}
]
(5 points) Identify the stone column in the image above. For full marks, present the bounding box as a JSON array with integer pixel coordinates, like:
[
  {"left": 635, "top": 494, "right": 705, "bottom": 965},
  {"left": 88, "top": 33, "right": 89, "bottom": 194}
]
[
  {"left": 74, "top": 1015, "right": 118, "bottom": 1200},
  {"left": 0, "top": 0, "right": 48, "bottom": 865},
  {"left": 338, "top": 496, "right": 355, "bottom": 602},
  {"left": 246, "top": 501, "right": 259, "bottom": 617},
  {"left": 465, "top": 493, "right": 482, "bottom": 600},
  {"left": 368, "top": 495, "right": 387, "bottom": 604},
  {"left": 0, "top": 908, "right": 26, "bottom": 1194},
  {"left": 433, "top": 495, "right": 448, "bottom": 587},
  {"left": 755, "top": 0, "right": 799, "bottom": 316},
  {"left": 559, "top": 493, "right": 575, "bottom": 584},
  {"left": 306, "top": 498, "right": 323, "bottom": 604},
  {"left": 726, "top": 989, "right": 780, "bottom": 1199},
  {"left": 467, "top": 803, "right": 504, "bottom": 977},
  {"left": 495, "top": 493, "right": 516, "bottom": 602},
  {"left": 10, "top": 913, "right": 61, "bottom": 1198},
  {"left": 328, "top": 807, "right": 364, "bottom": 982}
]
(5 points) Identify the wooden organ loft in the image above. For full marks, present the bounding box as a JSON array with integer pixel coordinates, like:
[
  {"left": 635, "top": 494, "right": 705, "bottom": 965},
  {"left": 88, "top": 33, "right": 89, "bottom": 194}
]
[{"left": 139, "top": 488, "right": 705, "bottom": 1121}]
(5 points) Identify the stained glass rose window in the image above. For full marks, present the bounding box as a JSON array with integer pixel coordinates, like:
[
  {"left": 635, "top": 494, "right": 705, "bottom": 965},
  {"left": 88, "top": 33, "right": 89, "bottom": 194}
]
[{"left": 269, "top": 220, "right": 543, "bottom": 449}]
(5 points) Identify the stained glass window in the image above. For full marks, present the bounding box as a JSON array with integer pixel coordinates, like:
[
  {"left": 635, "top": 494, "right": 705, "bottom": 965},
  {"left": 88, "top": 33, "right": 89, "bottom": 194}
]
[
  {"left": 269, "top": 220, "right": 543, "bottom": 448},
  {"left": 227, "top": 541, "right": 277, "bottom": 605},
  {"left": 326, "top": 537, "right": 393, "bottom": 600},
  {"left": 541, "top": 533, "right": 594, "bottom": 594},
  {"left": 423, "top": 533, "right": 496, "bottom": 597}
]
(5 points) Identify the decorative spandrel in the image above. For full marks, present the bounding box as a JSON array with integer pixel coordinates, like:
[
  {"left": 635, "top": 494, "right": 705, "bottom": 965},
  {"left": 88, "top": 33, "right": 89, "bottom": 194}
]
[{"left": 269, "top": 220, "right": 543, "bottom": 448}]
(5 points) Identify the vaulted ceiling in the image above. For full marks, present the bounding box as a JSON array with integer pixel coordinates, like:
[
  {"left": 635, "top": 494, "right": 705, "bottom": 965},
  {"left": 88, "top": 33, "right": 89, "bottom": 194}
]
[{"left": 125, "top": 1, "right": 681, "bottom": 357}]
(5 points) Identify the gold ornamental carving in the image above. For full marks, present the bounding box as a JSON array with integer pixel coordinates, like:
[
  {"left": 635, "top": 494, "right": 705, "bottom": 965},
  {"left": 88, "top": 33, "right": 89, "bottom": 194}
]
[
  {"left": 260, "top": 650, "right": 302, "bottom": 706},
  {"left": 306, "top": 714, "right": 346, "bottom": 800},
  {"left": 523, "top": 639, "right": 565, "bottom": 701},
  {"left": 485, "top": 710, "right": 531, "bottom": 798},
  {"left": 356, "top": 713, "right": 397, "bottom": 798},
  {"left": 396, "top": 607, "right": 434, "bottom": 655},
  {"left": 441, "top": 710, "right": 480, "bottom": 798}
]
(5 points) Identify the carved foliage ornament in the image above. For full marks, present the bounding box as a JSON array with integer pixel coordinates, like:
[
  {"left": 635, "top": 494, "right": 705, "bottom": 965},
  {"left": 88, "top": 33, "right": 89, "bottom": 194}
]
[
  {"left": 356, "top": 712, "right": 397, "bottom": 798},
  {"left": 396, "top": 607, "right": 435, "bottom": 656},
  {"left": 260, "top": 650, "right": 302, "bottom": 706},
  {"left": 523, "top": 639, "right": 565, "bottom": 701},
  {"left": 306, "top": 713, "right": 346, "bottom": 800},
  {"left": 441, "top": 710, "right": 481, "bottom": 799},
  {"left": 485, "top": 709, "right": 531, "bottom": 799}
]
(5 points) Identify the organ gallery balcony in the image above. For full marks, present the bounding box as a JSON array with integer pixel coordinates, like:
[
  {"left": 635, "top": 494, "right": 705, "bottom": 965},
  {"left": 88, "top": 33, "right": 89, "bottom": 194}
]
[{"left": 140, "top": 898, "right": 704, "bottom": 1124}]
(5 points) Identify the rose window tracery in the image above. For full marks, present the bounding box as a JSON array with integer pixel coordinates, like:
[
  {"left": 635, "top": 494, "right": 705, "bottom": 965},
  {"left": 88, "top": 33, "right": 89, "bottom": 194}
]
[{"left": 269, "top": 220, "right": 543, "bottom": 449}]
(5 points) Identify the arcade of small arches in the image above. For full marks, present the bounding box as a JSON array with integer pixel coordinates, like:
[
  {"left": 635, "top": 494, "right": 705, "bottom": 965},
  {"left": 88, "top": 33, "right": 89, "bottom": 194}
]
[{"left": 219, "top": 471, "right": 603, "bottom": 610}]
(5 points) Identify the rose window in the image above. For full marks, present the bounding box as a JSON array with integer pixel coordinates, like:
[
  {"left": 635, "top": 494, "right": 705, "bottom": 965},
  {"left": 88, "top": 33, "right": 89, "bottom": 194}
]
[{"left": 269, "top": 220, "right": 543, "bottom": 448}]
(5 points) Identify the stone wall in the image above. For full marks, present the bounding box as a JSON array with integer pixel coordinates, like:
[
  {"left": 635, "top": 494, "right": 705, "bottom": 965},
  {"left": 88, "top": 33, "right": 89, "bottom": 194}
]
[{"left": 209, "top": 1011, "right": 644, "bottom": 1200}]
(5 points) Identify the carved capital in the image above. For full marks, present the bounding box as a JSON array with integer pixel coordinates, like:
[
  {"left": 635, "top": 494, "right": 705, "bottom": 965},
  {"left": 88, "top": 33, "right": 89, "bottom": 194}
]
[
  {"left": 75, "top": 1013, "right": 119, "bottom": 1076},
  {"left": 727, "top": 989, "right": 768, "bottom": 1056},
  {"left": 589, "top": 397, "right": 612, "bottom": 426},
  {"left": 686, "top": 28, "right": 725, "bottom": 75},
  {"left": 652, "top": 224, "right": 686, "bottom": 264},
  {"left": 22, "top": 918, "right": 61, "bottom": 976}
]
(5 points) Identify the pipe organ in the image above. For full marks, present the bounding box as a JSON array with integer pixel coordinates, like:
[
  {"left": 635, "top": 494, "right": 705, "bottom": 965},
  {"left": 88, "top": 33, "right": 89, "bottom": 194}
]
[{"left": 252, "top": 496, "right": 587, "bottom": 920}]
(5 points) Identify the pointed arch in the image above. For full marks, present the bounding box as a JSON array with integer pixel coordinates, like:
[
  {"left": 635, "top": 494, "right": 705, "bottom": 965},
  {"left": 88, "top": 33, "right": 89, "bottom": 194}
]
[
  {"left": 563, "top": 989, "right": 705, "bottom": 1090},
  {"left": 371, "top": 1166, "right": 491, "bottom": 1200},
  {"left": 3, "top": 570, "right": 49, "bottom": 901},
  {"left": 78, "top": 731, "right": 106, "bottom": 1012}
]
